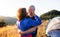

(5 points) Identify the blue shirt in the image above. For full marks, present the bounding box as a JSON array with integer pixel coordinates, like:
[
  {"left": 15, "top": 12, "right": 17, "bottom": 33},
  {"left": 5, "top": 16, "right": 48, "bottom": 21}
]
[{"left": 16, "top": 15, "right": 42, "bottom": 36}]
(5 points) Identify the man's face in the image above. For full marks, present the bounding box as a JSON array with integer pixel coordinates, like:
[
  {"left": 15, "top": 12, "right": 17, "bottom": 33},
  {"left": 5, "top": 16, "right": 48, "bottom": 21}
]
[
  {"left": 29, "top": 7, "right": 34, "bottom": 13},
  {"left": 28, "top": 7, "right": 35, "bottom": 17}
]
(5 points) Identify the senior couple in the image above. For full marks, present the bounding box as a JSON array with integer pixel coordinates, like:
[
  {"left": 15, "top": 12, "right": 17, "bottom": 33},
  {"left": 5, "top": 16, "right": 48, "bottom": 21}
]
[{"left": 16, "top": 5, "right": 42, "bottom": 37}]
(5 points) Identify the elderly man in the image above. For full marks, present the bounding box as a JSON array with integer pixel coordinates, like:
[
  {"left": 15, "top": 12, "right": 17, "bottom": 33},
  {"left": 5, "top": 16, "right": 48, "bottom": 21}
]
[{"left": 27, "top": 5, "right": 41, "bottom": 37}]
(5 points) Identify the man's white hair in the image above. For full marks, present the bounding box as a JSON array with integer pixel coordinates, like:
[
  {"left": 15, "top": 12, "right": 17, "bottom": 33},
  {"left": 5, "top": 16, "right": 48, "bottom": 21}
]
[{"left": 30, "top": 5, "right": 35, "bottom": 10}]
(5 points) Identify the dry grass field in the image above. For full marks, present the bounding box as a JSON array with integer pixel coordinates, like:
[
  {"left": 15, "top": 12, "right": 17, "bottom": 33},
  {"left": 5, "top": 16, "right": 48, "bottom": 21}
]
[
  {"left": 0, "top": 20, "right": 48, "bottom": 37},
  {"left": 37, "top": 20, "right": 48, "bottom": 37},
  {"left": 0, "top": 25, "right": 19, "bottom": 37}
]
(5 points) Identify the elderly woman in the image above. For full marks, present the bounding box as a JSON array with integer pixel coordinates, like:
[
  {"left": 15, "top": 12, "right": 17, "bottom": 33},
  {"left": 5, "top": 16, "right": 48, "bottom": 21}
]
[{"left": 46, "top": 17, "right": 60, "bottom": 37}]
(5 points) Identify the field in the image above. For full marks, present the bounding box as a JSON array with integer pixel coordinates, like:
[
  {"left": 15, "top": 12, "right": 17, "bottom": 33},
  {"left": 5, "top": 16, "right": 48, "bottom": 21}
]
[
  {"left": 37, "top": 20, "right": 48, "bottom": 37},
  {"left": 0, "top": 25, "right": 19, "bottom": 37},
  {"left": 0, "top": 20, "right": 48, "bottom": 37}
]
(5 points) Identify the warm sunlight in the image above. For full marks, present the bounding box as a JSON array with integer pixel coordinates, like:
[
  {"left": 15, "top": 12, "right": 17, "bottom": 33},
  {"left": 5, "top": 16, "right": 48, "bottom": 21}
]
[
  {"left": 0, "top": 0, "right": 60, "bottom": 17},
  {"left": 0, "top": 0, "right": 60, "bottom": 37}
]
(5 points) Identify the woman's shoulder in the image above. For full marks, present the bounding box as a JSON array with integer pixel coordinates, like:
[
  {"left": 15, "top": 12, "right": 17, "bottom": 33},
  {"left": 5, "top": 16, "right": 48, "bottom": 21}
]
[{"left": 20, "top": 18, "right": 32, "bottom": 25}]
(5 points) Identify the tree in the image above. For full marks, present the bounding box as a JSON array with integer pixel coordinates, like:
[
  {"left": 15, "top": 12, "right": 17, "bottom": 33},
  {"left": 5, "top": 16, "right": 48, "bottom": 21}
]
[
  {"left": 40, "top": 10, "right": 60, "bottom": 20},
  {"left": 0, "top": 19, "right": 6, "bottom": 27}
]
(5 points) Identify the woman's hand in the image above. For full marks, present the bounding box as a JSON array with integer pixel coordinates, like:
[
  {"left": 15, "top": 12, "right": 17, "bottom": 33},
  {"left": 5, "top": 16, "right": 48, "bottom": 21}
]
[{"left": 19, "top": 30, "right": 25, "bottom": 34}]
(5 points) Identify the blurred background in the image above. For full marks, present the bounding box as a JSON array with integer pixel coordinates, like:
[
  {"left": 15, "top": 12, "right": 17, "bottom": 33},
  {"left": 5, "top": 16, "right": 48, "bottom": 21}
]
[{"left": 0, "top": 0, "right": 60, "bottom": 37}]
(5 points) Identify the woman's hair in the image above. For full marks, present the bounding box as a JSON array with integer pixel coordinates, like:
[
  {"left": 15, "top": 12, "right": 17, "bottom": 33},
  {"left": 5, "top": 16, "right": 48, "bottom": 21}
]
[{"left": 16, "top": 8, "right": 27, "bottom": 21}]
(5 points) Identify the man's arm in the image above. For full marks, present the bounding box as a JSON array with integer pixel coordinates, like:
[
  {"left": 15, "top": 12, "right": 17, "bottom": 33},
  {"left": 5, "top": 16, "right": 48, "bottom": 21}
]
[{"left": 19, "top": 26, "right": 37, "bottom": 34}]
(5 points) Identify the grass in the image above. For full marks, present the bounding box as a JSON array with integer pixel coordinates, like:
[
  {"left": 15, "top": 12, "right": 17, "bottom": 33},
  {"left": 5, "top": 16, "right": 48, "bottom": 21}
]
[
  {"left": 37, "top": 20, "right": 48, "bottom": 37},
  {"left": 0, "top": 25, "right": 19, "bottom": 37},
  {"left": 0, "top": 20, "right": 48, "bottom": 37}
]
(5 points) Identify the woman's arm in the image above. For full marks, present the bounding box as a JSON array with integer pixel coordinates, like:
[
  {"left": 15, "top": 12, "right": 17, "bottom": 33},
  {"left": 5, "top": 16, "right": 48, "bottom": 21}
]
[{"left": 19, "top": 26, "right": 37, "bottom": 34}]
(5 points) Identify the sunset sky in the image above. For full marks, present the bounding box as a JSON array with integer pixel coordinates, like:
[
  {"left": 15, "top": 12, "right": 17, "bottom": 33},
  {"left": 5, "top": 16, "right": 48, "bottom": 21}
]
[{"left": 0, "top": 0, "right": 60, "bottom": 17}]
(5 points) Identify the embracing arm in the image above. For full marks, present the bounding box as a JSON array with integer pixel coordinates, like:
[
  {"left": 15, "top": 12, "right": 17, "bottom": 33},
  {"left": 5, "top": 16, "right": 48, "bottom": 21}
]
[
  {"left": 19, "top": 26, "right": 37, "bottom": 34},
  {"left": 19, "top": 15, "right": 42, "bottom": 34}
]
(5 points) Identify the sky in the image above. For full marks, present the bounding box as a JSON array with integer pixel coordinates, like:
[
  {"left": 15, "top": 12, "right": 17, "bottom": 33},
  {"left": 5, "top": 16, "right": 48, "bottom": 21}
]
[{"left": 0, "top": 0, "right": 60, "bottom": 17}]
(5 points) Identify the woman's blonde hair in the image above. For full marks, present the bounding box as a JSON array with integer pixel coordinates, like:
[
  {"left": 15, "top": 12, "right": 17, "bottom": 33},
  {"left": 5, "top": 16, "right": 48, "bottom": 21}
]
[{"left": 16, "top": 8, "right": 27, "bottom": 21}]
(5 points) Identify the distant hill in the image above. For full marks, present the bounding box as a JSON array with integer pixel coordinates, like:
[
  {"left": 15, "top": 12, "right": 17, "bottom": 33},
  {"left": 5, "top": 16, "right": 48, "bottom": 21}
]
[
  {"left": 40, "top": 10, "right": 60, "bottom": 20},
  {"left": 0, "top": 16, "right": 17, "bottom": 25}
]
